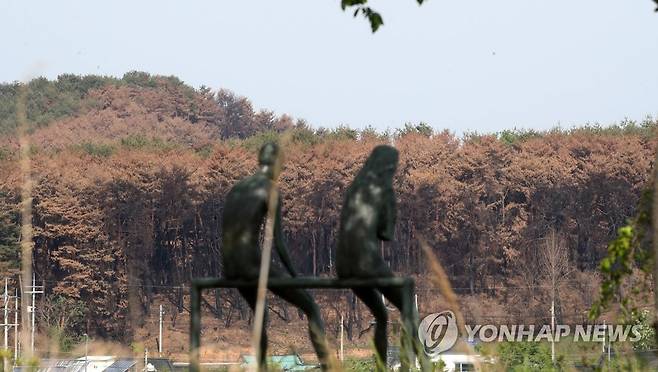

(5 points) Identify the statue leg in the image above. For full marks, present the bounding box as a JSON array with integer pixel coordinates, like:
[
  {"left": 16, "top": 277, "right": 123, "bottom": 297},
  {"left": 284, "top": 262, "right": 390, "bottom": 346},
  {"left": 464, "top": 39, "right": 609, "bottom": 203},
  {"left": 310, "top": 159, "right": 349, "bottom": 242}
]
[
  {"left": 380, "top": 285, "right": 425, "bottom": 370},
  {"left": 373, "top": 262, "right": 427, "bottom": 370},
  {"left": 271, "top": 286, "right": 330, "bottom": 370},
  {"left": 238, "top": 287, "right": 268, "bottom": 371},
  {"left": 377, "top": 279, "right": 430, "bottom": 370},
  {"left": 352, "top": 287, "right": 388, "bottom": 371}
]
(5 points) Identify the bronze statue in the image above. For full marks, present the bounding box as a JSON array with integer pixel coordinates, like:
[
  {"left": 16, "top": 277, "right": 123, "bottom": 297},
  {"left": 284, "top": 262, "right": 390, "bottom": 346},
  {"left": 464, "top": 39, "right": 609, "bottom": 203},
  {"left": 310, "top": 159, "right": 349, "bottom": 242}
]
[
  {"left": 337, "top": 145, "right": 425, "bottom": 370},
  {"left": 221, "top": 142, "right": 330, "bottom": 371}
]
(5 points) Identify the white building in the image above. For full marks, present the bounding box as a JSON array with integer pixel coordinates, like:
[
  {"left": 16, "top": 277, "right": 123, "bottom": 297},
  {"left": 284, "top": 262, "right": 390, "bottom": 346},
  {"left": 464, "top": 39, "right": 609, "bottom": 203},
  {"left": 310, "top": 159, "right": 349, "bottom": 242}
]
[
  {"left": 75, "top": 356, "right": 116, "bottom": 372},
  {"left": 428, "top": 350, "right": 480, "bottom": 372}
]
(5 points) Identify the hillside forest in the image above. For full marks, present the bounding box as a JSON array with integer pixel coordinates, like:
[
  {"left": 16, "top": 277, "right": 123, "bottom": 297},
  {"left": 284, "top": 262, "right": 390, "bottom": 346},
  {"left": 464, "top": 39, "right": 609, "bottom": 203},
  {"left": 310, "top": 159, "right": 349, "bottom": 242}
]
[{"left": 0, "top": 73, "right": 655, "bottom": 353}]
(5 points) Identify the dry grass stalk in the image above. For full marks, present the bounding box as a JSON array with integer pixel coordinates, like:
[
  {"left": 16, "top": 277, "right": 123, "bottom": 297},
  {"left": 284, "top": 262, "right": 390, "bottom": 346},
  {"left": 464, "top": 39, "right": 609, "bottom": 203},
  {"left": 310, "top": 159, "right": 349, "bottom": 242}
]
[{"left": 16, "top": 83, "right": 34, "bottom": 359}]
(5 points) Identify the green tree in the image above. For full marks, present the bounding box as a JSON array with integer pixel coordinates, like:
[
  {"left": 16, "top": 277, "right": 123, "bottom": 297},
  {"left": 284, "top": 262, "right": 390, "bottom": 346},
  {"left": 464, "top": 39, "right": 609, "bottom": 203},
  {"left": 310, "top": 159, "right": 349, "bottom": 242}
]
[
  {"left": 40, "top": 295, "right": 87, "bottom": 352},
  {"left": 497, "top": 342, "right": 559, "bottom": 371},
  {"left": 0, "top": 194, "right": 19, "bottom": 272},
  {"left": 630, "top": 309, "right": 656, "bottom": 351},
  {"left": 396, "top": 122, "right": 433, "bottom": 138}
]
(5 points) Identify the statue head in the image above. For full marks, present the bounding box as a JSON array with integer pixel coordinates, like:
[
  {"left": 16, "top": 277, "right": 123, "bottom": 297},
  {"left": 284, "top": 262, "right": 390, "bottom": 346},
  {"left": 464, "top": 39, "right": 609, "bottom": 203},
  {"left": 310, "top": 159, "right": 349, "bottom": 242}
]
[
  {"left": 361, "top": 145, "right": 399, "bottom": 180},
  {"left": 258, "top": 142, "right": 283, "bottom": 180}
]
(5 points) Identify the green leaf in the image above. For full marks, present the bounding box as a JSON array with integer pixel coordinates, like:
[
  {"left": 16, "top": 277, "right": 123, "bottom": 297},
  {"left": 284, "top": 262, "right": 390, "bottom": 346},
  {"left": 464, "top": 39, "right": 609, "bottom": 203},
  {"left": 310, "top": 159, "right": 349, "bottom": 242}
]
[
  {"left": 341, "top": 0, "right": 367, "bottom": 11},
  {"left": 365, "top": 8, "right": 384, "bottom": 33}
]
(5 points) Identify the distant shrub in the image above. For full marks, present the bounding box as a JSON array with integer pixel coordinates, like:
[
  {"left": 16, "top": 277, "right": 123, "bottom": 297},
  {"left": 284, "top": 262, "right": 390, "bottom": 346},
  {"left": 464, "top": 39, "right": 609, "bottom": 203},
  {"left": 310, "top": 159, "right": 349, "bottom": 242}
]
[
  {"left": 129, "top": 341, "right": 144, "bottom": 354},
  {"left": 28, "top": 144, "right": 40, "bottom": 156},
  {"left": 195, "top": 144, "right": 214, "bottom": 158},
  {"left": 570, "top": 117, "right": 658, "bottom": 139},
  {"left": 0, "top": 147, "right": 12, "bottom": 161},
  {"left": 342, "top": 357, "right": 377, "bottom": 371},
  {"left": 289, "top": 126, "right": 321, "bottom": 146},
  {"left": 120, "top": 134, "right": 178, "bottom": 151},
  {"left": 317, "top": 124, "right": 358, "bottom": 141},
  {"left": 360, "top": 125, "right": 391, "bottom": 141},
  {"left": 630, "top": 309, "right": 656, "bottom": 351},
  {"left": 241, "top": 130, "right": 281, "bottom": 151},
  {"left": 462, "top": 131, "right": 487, "bottom": 144},
  {"left": 78, "top": 142, "right": 115, "bottom": 157},
  {"left": 496, "top": 342, "right": 560, "bottom": 371},
  {"left": 396, "top": 122, "right": 433, "bottom": 138},
  {"left": 54, "top": 74, "right": 115, "bottom": 98},
  {"left": 498, "top": 128, "right": 542, "bottom": 145},
  {"left": 120, "top": 134, "right": 150, "bottom": 148},
  {"left": 121, "top": 71, "right": 158, "bottom": 88}
]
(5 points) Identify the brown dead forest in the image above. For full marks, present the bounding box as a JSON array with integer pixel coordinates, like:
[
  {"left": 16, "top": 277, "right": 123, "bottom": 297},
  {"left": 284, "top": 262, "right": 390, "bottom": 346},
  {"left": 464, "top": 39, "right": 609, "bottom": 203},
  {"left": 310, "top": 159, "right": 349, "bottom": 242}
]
[{"left": 0, "top": 73, "right": 655, "bottom": 347}]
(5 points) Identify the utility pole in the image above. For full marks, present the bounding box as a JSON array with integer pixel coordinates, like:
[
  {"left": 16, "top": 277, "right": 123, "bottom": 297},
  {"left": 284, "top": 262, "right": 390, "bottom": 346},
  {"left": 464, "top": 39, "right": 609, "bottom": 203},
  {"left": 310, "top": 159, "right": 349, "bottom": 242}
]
[
  {"left": 13, "top": 289, "right": 17, "bottom": 362},
  {"left": 606, "top": 326, "right": 612, "bottom": 363},
  {"left": 601, "top": 320, "right": 606, "bottom": 359},
  {"left": 3, "top": 278, "right": 7, "bottom": 372},
  {"left": 25, "top": 274, "right": 43, "bottom": 354},
  {"left": 4, "top": 278, "right": 8, "bottom": 352},
  {"left": 550, "top": 300, "right": 555, "bottom": 363},
  {"left": 30, "top": 276, "right": 34, "bottom": 354},
  {"left": 339, "top": 315, "right": 344, "bottom": 362},
  {"left": 158, "top": 305, "right": 163, "bottom": 356},
  {"left": 83, "top": 333, "right": 88, "bottom": 372},
  {"left": 1, "top": 280, "right": 19, "bottom": 371}
]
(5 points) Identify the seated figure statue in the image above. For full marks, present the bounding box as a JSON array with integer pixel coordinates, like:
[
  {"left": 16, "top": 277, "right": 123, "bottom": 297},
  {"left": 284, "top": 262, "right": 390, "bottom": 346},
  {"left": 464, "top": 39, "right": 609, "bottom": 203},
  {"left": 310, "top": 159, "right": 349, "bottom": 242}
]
[
  {"left": 336, "top": 145, "right": 426, "bottom": 370},
  {"left": 221, "top": 142, "right": 330, "bottom": 371}
]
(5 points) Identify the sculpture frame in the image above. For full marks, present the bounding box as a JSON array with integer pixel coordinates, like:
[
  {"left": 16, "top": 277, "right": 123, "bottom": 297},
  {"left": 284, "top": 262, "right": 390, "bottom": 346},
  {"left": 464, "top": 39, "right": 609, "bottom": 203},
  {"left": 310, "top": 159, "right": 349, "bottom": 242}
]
[{"left": 189, "top": 277, "right": 416, "bottom": 372}]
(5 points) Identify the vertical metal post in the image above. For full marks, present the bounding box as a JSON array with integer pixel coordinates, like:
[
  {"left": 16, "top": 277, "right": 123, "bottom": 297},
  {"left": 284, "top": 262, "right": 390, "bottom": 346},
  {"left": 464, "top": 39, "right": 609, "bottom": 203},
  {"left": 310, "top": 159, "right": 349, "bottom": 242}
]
[
  {"left": 606, "top": 325, "right": 612, "bottom": 362},
  {"left": 158, "top": 304, "right": 163, "bottom": 356},
  {"left": 4, "top": 278, "right": 8, "bottom": 352},
  {"left": 83, "top": 333, "right": 88, "bottom": 372},
  {"left": 404, "top": 279, "right": 428, "bottom": 372},
  {"left": 339, "top": 315, "right": 344, "bottom": 362},
  {"left": 13, "top": 289, "right": 17, "bottom": 361},
  {"left": 190, "top": 283, "right": 201, "bottom": 372},
  {"left": 602, "top": 321, "right": 606, "bottom": 354},
  {"left": 30, "top": 274, "right": 35, "bottom": 354},
  {"left": 3, "top": 278, "right": 7, "bottom": 372},
  {"left": 550, "top": 300, "right": 555, "bottom": 363},
  {"left": 400, "top": 279, "right": 413, "bottom": 372}
]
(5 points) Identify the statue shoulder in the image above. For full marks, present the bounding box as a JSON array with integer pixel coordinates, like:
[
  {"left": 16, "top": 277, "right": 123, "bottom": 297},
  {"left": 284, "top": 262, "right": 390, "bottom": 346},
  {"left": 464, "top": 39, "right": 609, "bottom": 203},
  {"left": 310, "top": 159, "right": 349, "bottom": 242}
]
[{"left": 226, "top": 175, "right": 261, "bottom": 198}]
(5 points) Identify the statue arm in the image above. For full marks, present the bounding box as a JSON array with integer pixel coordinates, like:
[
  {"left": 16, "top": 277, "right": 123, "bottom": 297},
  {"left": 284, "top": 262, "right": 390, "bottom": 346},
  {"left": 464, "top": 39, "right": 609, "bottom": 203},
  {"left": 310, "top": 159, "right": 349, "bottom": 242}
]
[
  {"left": 377, "top": 190, "right": 396, "bottom": 241},
  {"left": 274, "top": 197, "right": 298, "bottom": 277}
]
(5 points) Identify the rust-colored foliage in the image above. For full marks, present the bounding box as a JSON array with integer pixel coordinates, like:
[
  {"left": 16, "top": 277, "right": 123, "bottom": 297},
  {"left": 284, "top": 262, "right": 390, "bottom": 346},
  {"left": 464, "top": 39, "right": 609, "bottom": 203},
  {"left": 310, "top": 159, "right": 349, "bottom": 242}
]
[{"left": 0, "top": 74, "right": 655, "bottom": 340}]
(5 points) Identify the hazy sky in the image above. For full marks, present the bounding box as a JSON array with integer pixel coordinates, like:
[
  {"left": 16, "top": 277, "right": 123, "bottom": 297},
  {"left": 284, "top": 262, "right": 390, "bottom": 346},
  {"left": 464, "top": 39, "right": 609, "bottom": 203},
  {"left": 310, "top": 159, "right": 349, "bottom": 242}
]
[{"left": 2, "top": 0, "right": 657, "bottom": 134}]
